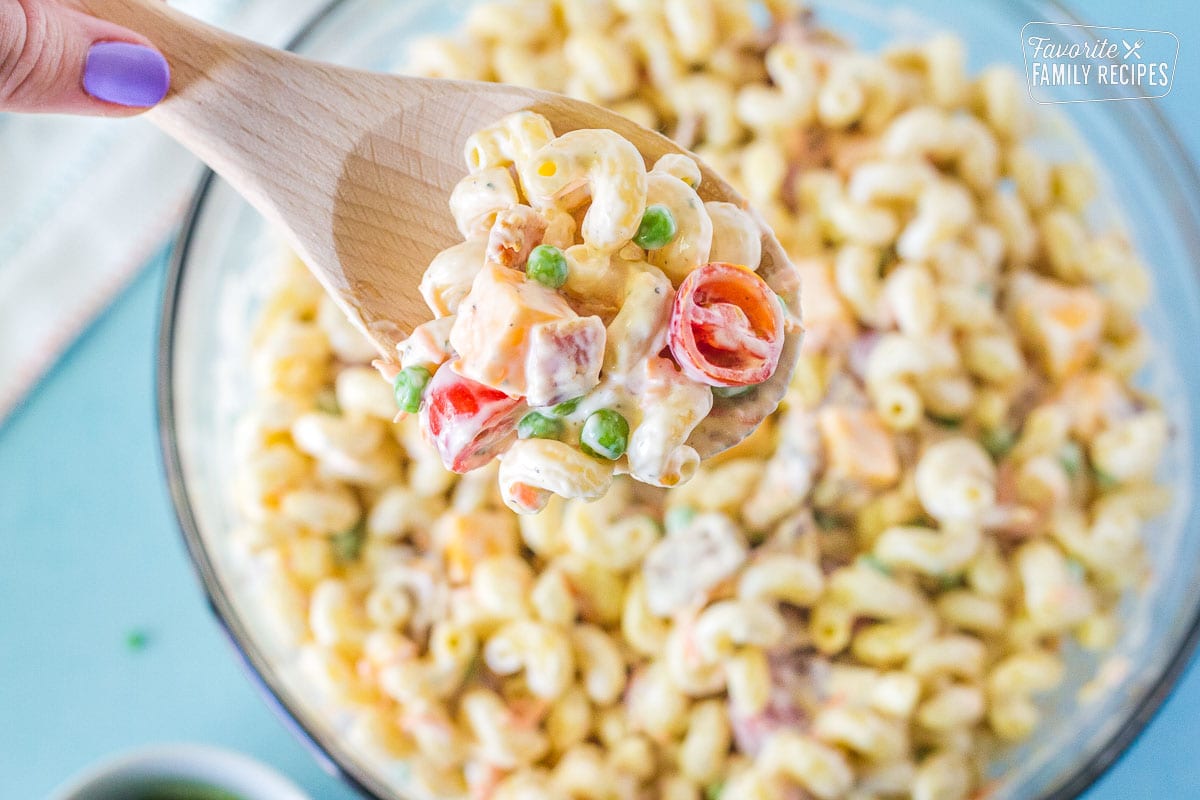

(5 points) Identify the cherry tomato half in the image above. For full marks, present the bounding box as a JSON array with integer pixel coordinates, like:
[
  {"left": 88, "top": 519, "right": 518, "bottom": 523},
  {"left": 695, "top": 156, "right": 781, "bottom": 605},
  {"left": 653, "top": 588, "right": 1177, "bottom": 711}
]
[
  {"left": 421, "top": 363, "right": 524, "bottom": 473},
  {"left": 667, "top": 262, "right": 785, "bottom": 387}
]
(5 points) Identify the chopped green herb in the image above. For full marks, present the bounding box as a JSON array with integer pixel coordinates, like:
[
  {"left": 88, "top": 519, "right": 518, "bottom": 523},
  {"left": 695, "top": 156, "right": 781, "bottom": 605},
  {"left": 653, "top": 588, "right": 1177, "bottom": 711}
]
[
  {"left": 705, "top": 782, "right": 725, "bottom": 800},
  {"left": 126, "top": 629, "right": 150, "bottom": 652},
  {"left": 463, "top": 653, "right": 482, "bottom": 682},
  {"left": 315, "top": 388, "right": 341, "bottom": 416},
  {"left": 937, "top": 572, "right": 964, "bottom": 591},
  {"left": 633, "top": 204, "right": 677, "bottom": 249},
  {"left": 1065, "top": 558, "right": 1086, "bottom": 580},
  {"left": 1059, "top": 441, "right": 1084, "bottom": 477},
  {"left": 982, "top": 427, "right": 1016, "bottom": 460},
  {"left": 1094, "top": 468, "right": 1119, "bottom": 489},
  {"left": 331, "top": 519, "right": 367, "bottom": 564},
  {"left": 518, "top": 411, "right": 564, "bottom": 440},
  {"left": 580, "top": 409, "right": 630, "bottom": 460},
  {"left": 393, "top": 365, "right": 432, "bottom": 414},
  {"left": 860, "top": 553, "right": 892, "bottom": 575},
  {"left": 665, "top": 505, "right": 697, "bottom": 533},
  {"left": 814, "top": 510, "right": 840, "bottom": 531},
  {"left": 551, "top": 396, "right": 583, "bottom": 416},
  {"left": 713, "top": 384, "right": 756, "bottom": 399},
  {"left": 526, "top": 244, "right": 569, "bottom": 288},
  {"left": 927, "top": 412, "right": 963, "bottom": 428}
]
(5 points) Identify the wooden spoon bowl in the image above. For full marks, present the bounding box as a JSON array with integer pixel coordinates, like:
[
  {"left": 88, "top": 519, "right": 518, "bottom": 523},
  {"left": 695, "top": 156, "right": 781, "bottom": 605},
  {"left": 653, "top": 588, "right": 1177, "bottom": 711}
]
[{"left": 82, "top": 0, "right": 801, "bottom": 457}]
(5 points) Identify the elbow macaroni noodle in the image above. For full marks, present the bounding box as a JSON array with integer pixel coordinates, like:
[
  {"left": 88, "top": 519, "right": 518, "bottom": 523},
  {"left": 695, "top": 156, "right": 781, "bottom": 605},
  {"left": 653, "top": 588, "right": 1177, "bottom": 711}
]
[{"left": 230, "top": 3, "right": 1170, "bottom": 798}]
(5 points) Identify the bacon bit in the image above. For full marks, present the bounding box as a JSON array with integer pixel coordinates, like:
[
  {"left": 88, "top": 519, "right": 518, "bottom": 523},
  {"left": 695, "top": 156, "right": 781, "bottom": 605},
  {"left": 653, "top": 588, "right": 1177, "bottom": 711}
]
[
  {"left": 730, "top": 651, "right": 820, "bottom": 756},
  {"left": 508, "top": 696, "right": 550, "bottom": 729},
  {"left": 830, "top": 132, "right": 880, "bottom": 176},
  {"left": 469, "top": 765, "right": 504, "bottom": 800},
  {"left": 524, "top": 315, "right": 605, "bottom": 406},
  {"left": 985, "top": 504, "right": 1043, "bottom": 538},
  {"left": 782, "top": 130, "right": 832, "bottom": 210},
  {"left": 986, "top": 462, "right": 1046, "bottom": 537},
  {"left": 372, "top": 358, "right": 400, "bottom": 384},
  {"left": 486, "top": 205, "right": 548, "bottom": 269},
  {"left": 971, "top": 780, "right": 1002, "bottom": 800}
]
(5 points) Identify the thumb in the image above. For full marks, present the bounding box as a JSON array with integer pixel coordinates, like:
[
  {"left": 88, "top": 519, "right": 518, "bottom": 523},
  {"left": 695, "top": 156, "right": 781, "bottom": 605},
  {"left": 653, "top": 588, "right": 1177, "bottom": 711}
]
[{"left": 1, "top": 0, "right": 170, "bottom": 116}]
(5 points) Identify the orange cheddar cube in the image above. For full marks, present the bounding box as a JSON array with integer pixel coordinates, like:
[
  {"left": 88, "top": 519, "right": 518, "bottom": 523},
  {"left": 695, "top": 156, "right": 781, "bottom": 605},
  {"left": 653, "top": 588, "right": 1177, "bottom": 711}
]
[
  {"left": 818, "top": 406, "right": 901, "bottom": 489},
  {"left": 449, "top": 262, "right": 577, "bottom": 396}
]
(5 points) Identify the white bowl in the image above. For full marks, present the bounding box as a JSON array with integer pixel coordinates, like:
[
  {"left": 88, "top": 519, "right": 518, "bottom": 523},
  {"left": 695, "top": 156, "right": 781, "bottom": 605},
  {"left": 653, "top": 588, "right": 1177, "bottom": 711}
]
[{"left": 50, "top": 743, "right": 310, "bottom": 800}]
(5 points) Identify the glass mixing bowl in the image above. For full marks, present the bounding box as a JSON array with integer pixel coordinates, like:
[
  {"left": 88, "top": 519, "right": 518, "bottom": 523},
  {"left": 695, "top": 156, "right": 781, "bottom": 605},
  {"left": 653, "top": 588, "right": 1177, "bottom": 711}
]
[{"left": 158, "top": 1, "right": 1200, "bottom": 797}]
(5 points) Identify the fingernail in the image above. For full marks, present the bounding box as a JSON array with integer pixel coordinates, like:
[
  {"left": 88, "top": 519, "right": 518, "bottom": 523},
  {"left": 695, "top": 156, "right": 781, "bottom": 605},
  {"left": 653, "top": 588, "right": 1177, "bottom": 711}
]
[{"left": 84, "top": 42, "right": 170, "bottom": 108}]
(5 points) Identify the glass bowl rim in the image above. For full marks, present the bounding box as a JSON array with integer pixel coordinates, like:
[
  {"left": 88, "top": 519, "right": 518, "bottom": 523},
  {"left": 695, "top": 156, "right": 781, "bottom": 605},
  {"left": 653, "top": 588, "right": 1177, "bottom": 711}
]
[{"left": 156, "top": 1, "right": 1200, "bottom": 797}]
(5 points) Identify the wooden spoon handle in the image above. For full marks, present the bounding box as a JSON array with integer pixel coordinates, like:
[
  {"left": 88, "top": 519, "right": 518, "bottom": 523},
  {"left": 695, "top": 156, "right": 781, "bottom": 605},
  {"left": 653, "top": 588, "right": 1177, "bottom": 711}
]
[
  {"left": 75, "top": 0, "right": 248, "bottom": 101},
  {"left": 76, "top": 0, "right": 300, "bottom": 205},
  {"left": 75, "top": 0, "right": 372, "bottom": 214}
]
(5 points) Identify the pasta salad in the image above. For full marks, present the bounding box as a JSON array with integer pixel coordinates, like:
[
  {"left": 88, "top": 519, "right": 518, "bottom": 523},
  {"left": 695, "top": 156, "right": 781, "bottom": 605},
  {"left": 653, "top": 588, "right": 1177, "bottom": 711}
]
[
  {"left": 384, "top": 112, "right": 794, "bottom": 515},
  {"left": 231, "top": 1, "right": 1171, "bottom": 799}
]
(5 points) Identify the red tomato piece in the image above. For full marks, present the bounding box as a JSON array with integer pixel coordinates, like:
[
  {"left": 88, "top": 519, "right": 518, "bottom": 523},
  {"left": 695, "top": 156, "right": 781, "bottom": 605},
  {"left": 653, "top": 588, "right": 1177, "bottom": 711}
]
[
  {"left": 421, "top": 363, "right": 524, "bottom": 473},
  {"left": 668, "top": 262, "right": 785, "bottom": 387}
]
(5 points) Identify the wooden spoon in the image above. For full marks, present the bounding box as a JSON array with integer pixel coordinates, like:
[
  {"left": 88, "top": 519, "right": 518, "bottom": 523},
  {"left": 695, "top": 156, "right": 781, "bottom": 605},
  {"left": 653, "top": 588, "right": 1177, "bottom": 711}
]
[{"left": 82, "top": 0, "right": 801, "bottom": 457}]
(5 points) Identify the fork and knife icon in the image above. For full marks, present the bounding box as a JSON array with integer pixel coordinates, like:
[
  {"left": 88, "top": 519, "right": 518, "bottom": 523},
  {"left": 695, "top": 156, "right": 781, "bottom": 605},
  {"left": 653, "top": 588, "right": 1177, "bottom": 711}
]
[{"left": 1122, "top": 39, "right": 1145, "bottom": 60}]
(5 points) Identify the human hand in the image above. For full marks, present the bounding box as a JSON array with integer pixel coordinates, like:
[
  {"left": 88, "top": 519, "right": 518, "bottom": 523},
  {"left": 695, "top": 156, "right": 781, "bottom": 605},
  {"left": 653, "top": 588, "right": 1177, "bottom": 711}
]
[{"left": 1, "top": 0, "right": 169, "bottom": 115}]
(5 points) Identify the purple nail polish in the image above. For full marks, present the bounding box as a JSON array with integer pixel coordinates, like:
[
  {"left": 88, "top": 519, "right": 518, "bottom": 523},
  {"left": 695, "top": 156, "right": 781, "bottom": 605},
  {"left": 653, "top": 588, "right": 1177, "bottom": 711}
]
[{"left": 84, "top": 42, "right": 170, "bottom": 108}]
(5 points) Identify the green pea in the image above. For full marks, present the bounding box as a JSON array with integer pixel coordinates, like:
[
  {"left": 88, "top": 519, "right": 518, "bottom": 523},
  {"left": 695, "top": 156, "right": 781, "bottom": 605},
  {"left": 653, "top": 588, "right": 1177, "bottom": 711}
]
[
  {"left": 937, "top": 572, "right": 964, "bottom": 591},
  {"left": 125, "top": 629, "right": 150, "bottom": 652},
  {"left": 315, "top": 387, "right": 341, "bottom": 416},
  {"left": 580, "top": 408, "right": 630, "bottom": 460},
  {"left": 393, "top": 365, "right": 432, "bottom": 414},
  {"left": 633, "top": 204, "right": 677, "bottom": 249},
  {"left": 665, "top": 505, "right": 697, "bottom": 533},
  {"left": 551, "top": 396, "right": 583, "bottom": 416},
  {"left": 814, "top": 510, "right": 840, "bottom": 531},
  {"left": 1093, "top": 467, "right": 1119, "bottom": 490},
  {"left": 526, "top": 244, "right": 569, "bottom": 288},
  {"left": 518, "top": 411, "right": 564, "bottom": 440},
  {"left": 859, "top": 553, "right": 892, "bottom": 576},
  {"left": 927, "top": 412, "right": 962, "bottom": 429},
  {"left": 1058, "top": 441, "right": 1083, "bottom": 477},
  {"left": 982, "top": 427, "right": 1016, "bottom": 460},
  {"left": 331, "top": 519, "right": 367, "bottom": 564}
]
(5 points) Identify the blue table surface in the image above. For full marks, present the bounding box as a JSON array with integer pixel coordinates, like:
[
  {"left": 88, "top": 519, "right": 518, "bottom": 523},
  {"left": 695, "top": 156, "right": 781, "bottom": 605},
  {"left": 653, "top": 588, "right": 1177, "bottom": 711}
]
[{"left": 3, "top": 2, "right": 1198, "bottom": 798}]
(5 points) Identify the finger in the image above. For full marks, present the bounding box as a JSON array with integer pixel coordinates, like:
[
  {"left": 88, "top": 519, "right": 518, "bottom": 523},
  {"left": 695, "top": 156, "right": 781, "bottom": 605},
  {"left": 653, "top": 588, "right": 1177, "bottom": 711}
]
[{"left": 1, "top": 0, "right": 169, "bottom": 116}]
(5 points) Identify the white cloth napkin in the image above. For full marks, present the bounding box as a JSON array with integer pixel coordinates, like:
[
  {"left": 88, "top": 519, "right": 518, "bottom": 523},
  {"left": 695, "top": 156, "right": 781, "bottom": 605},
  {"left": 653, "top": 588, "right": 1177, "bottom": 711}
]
[{"left": 0, "top": 0, "right": 329, "bottom": 423}]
